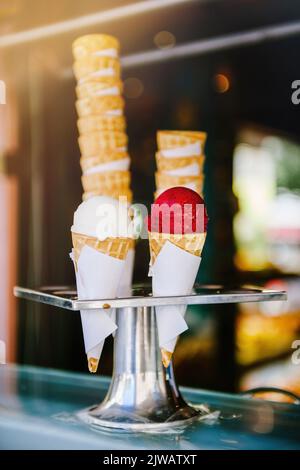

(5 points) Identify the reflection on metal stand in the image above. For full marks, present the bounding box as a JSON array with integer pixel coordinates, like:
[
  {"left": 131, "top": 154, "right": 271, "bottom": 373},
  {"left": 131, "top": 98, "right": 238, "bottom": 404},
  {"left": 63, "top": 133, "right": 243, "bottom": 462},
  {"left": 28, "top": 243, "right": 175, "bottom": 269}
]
[{"left": 78, "top": 306, "right": 200, "bottom": 430}]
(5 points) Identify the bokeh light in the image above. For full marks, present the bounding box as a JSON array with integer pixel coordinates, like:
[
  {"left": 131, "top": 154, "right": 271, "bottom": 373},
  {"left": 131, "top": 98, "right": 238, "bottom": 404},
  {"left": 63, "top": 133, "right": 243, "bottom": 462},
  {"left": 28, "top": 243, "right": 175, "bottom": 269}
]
[
  {"left": 154, "top": 30, "right": 176, "bottom": 49},
  {"left": 214, "top": 73, "right": 230, "bottom": 93},
  {"left": 123, "top": 77, "right": 144, "bottom": 99}
]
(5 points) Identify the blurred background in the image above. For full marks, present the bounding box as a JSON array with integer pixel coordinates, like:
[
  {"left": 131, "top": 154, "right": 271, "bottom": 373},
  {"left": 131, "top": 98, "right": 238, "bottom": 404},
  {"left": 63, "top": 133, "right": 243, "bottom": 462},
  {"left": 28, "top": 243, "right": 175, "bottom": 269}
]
[{"left": 0, "top": 0, "right": 300, "bottom": 396}]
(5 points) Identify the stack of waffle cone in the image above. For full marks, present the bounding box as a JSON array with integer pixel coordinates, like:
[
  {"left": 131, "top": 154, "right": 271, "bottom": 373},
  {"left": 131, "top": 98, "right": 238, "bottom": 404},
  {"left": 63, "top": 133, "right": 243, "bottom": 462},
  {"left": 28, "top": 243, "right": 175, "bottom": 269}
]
[
  {"left": 155, "top": 130, "right": 207, "bottom": 198},
  {"left": 72, "top": 34, "right": 132, "bottom": 203}
]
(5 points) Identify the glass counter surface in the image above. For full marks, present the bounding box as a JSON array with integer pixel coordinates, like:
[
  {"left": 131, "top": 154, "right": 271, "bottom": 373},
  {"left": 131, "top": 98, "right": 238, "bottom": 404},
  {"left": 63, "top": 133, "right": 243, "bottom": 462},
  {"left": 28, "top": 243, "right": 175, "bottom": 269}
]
[{"left": 0, "top": 365, "right": 299, "bottom": 450}]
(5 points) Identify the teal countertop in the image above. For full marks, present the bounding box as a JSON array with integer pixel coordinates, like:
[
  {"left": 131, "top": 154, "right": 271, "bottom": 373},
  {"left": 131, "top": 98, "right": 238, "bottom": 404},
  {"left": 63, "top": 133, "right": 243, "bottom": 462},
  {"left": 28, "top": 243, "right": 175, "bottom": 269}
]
[{"left": 0, "top": 365, "right": 299, "bottom": 450}]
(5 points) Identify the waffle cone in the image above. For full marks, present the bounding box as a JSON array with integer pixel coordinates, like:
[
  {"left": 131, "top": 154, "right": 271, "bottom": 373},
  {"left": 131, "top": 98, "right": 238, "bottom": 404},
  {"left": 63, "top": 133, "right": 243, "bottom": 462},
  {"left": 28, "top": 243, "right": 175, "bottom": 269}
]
[
  {"left": 80, "top": 151, "right": 129, "bottom": 172},
  {"left": 157, "top": 131, "right": 207, "bottom": 150},
  {"left": 72, "top": 232, "right": 131, "bottom": 264},
  {"left": 78, "top": 115, "right": 126, "bottom": 134},
  {"left": 148, "top": 231, "right": 207, "bottom": 265},
  {"left": 156, "top": 152, "right": 205, "bottom": 172},
  {"left": 73, "top": 56, "right": 120, "bottom": 81},
  {"left": 154, "top": 183, "right": 204, "bottom": 199},
  {"left": 82, "top": 188, "right": 133, "bottom": 203},
  {"left": 82, "top": 170, "right": 130, "bottom": 193},
  {"left": 76, "top": 79, "right": 123, "bottom": 99},
  {"left": 88, "top": 357, "right": 99, "bottom": 374},
  {"left": 161, "top": 349, "right": 173, "bottom": 368},
  {"left": 72, "top": 34, "right": 120, "bottom": 60},
  {"left": 79, "top": 131, "right": 128, "bottom": 157},
  {"left": 155, "top": 172, "right": 204, "bottom": 189},
  {"left": 76, "top": 96, "right": 124, "bottom": 117}
]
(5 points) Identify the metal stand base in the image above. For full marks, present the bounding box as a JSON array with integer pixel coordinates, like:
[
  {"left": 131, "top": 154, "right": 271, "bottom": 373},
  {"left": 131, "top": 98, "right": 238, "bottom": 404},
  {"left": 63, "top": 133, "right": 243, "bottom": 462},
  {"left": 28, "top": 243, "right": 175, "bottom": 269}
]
[{"left": 77, "top": 306, "right": 204, "bottom": 431}]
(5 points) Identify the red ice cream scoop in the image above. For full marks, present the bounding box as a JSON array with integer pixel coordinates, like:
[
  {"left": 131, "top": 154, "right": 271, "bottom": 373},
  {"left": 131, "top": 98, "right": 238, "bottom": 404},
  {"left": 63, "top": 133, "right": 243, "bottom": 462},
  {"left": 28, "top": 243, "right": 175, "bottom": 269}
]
[{"left": 147, "top": 187, "right": 208, "bottom": 234}]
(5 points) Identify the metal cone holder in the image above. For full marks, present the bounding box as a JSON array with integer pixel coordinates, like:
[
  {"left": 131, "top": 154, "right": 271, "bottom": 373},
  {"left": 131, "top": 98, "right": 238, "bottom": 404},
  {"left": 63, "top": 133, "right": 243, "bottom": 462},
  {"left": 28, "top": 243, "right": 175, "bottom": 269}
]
[{"left": 14, "top": 284, "right": 286, "bottom": 431}]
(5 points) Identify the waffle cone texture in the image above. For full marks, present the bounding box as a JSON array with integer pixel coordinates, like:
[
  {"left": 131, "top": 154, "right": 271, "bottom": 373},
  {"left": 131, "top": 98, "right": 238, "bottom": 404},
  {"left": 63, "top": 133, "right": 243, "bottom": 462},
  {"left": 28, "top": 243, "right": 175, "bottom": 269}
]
[
  {"left": 157, "top": 130, "right": 207, "bottom": 150},
  {"left": 82, "top": 188, "right": 133, "bottom": 203},
  {"left": 80, "top": 151, "right": 129, "bottom": 172},
  {"left": 72, "top": 34, "right": 120, "bottom": 59},
  {"left": 78, "top": 115, "right": 126, "bottom": 134},
  {"left": 156, "top": 153, "right": 205, "bottom": 172},
  {"left": 148, "top": 231, "right": 207, "bottom": 265},
  {"left": 73, "top": 33, "right": 132, "bottom": 203},
  {"left": 79, "top": 131, "right": 128, "bottom": 156},
  {"left": 72, "top": 232, "right": 131, "bottom": 264},
  {"left": 76, "top": 79, "right": 123, "bottom": 99},
  {"left": 82, "top": 170, "right": 130, "bottom": 193},
  {"left": 76, "top": 96, "right": 124, "bottom": 117}
]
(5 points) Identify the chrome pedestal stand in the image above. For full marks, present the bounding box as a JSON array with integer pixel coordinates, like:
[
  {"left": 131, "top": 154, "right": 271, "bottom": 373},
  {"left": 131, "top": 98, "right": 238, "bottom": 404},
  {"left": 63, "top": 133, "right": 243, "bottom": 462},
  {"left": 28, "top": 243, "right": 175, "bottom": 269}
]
[
  {"left": 14, "top": 284, "right": 287, "bottom": 431},
  {"left": 78, "top": 307, "right": 200, "bottom": 430}
]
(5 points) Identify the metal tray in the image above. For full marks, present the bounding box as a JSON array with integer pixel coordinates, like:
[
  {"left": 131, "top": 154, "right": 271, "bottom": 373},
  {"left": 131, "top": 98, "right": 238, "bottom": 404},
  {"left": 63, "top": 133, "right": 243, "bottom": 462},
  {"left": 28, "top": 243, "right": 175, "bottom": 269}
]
[{"left": 14, "top": 284, "right": 287, "bottom": 311}]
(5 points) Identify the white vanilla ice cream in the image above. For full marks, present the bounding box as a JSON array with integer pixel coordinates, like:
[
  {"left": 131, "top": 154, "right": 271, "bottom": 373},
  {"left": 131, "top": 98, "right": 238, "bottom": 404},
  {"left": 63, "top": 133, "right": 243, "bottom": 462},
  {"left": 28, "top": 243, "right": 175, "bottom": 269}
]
[{"left": 71, "top": 195, "right": 133, "bottom": 240}]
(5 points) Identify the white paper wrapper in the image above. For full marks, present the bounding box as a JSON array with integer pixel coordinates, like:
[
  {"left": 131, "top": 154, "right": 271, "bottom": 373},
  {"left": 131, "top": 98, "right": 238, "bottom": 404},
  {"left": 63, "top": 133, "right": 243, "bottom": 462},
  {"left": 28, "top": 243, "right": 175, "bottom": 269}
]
[
  {"left": 107, "top": 248, "right": 135, "bottom": 331},
  {"left": 150, "top": 241, "right": 201, "bottom": 354},
  {"left": 84, "top": 158, "right": 130, "bottom": 175},
  {"left": 164, "top": 162, "right": 201, "bottom": 177},
  {"left": 71, "top": 244, "right": 126, "bottom": 368},
  {"left": 118, "top": 248, "right": 135, "bottom": 297},
  {"left": 161, "top": 142, "right": 202, "bottom": 158}
]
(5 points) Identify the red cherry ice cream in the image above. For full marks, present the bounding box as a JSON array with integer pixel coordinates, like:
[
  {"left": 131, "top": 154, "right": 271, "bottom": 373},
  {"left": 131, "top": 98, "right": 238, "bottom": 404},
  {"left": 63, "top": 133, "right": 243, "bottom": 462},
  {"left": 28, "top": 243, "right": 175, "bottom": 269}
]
[{"left": 148, "top": 187, "right": 208, "bottom": 235}]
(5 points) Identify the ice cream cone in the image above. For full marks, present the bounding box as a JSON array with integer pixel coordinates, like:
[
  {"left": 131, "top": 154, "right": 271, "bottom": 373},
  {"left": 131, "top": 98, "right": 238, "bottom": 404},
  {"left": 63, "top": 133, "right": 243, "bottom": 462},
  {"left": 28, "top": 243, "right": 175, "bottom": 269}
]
[
  {"left": 157, "top": 130, "right": 207, "bottom": 150},
  {"left": 78, "top": 115, "right": 126, "bottom": 134},
  {"left": 73, "top": 56, "right": 120, "bottom": 81},
  {"left": 72, "top": 34, "right": 120, "bottom": 60},
  {"left": 81, "top": 170, "right": 130, "bottom": 194},
  {"left": 76, "top": 96, "right": 124, "bottom": 118},
  {"left": 76, "top": 79, "right": 123, "bottom": 99},
  {"left": 80, "top": 151, "right": 129, "bottom": 172},
  {"left": 78, "top": 131, "right": 128, "bottom": 157},
  {"left": 149, "top": 230, "right": 207, "bottom": 368},
  {"left": 155, "top": 172, "right": 204, "bottom": 193},
  {"left": 71, "top": 197, "right": 132, "bottom": 374},
  {"left": 81, "top": 157, "right": 130, "bottom": 176},
  {"left": 154, "top": 180, "right": 205, "bottom": 199},
  {"left": 148, "top": 187, "right": 208, "bottom": 368},
  {"left": 82, "top": 188, "right": 133, "bottom": 203},
  {"left": 156, "top": 152, "right": 205, "bottom": 173}
]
